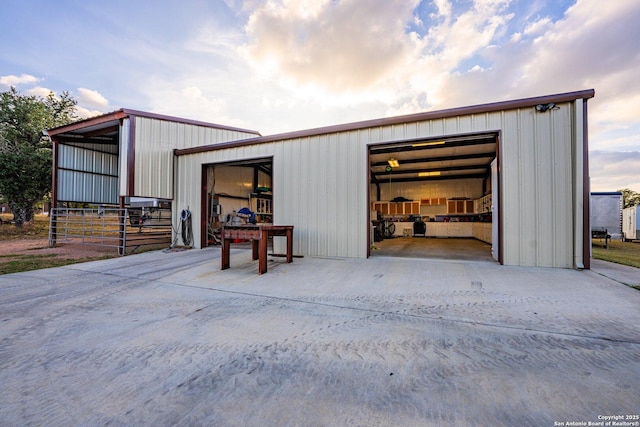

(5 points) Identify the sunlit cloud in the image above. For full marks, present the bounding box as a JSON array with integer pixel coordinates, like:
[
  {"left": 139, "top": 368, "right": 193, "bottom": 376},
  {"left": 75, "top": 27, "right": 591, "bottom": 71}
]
[
  {"left": 240, "top": 0, "right": 419, "bottom": 100},
  {"left": 26, "top": 86, "right": 55, "bottom": 98},
  {"left": 77, "top": 88, "right": 109, "bottom": 109}
]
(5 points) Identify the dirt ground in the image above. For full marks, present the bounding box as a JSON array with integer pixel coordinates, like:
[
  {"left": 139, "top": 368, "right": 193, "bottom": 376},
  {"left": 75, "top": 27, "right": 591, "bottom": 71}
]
[{"left": 0, "top": 238, "right": 119, "bottom": 262}]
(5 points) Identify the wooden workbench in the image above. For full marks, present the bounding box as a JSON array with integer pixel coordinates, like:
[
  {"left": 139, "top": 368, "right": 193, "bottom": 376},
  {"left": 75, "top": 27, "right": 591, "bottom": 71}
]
[{"left": 221, "top": 224, "right": 294, "bottom": 274}]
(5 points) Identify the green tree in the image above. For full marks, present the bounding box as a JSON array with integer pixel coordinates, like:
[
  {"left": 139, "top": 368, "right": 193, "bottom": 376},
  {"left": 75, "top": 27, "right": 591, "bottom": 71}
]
[
  {"left": 0, "top": 87, "right": 78, "bottom": 227},
  {"left": 619, "top": 188, "right": 640, "bottom": 209}
]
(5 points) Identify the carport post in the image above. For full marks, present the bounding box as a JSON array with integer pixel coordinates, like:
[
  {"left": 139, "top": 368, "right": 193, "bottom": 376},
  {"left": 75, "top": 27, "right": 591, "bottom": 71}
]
[
  {"left": 118, "top": 197, "right": 126, "bottom": 255},
  {"left": 48, "top": 133, "right": 58, "bottom": 248}
]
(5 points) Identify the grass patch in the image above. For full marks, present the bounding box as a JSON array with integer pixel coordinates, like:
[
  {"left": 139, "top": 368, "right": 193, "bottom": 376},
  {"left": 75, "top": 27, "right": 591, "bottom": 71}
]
[
  {"left": 0, "top": 254, "right": 113, "bottom": 275},
  {"left": 0, "top": 214, "right": 50, "bottom": 239},
  {"left": 592, "top": 239, "right": 640, "bottom": 269}
]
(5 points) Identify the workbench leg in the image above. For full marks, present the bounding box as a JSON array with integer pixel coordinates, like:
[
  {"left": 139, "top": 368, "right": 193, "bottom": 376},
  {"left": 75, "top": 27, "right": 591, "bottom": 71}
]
[
  {"left": 286, "top": 229, "right": 293, "bottom": 263},
  {"left": 221, "top": 238, "right": 230, "bottom": 270},
  {"left": 258, "top": 231, "right": 268, "bottom": 274},
  {"left": 252, "top": 239, "right": 259, "bottom": 260}
]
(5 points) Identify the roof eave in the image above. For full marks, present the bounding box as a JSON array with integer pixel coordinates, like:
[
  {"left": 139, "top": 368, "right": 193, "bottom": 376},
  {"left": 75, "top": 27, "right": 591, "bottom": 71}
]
[{"left": 47, "top": 108, "right": 261, "bottom": 137}]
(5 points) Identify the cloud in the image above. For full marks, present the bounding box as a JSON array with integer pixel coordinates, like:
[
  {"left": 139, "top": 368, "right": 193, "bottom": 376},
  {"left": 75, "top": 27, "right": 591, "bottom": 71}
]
[
  {"left": 77, "top": 88, "right": 109, "bottom": 109},
  {"left": 523, "top": 17, "right": 551, "bottom": 35},
  {"left": 26, "top": 86, "right": 55, "bottom": 98},
  {"left": 0, "top": 74, "right": 40, "bottom": 87},
  {"left": 590, "top": 150, "right": 640, "bottom": 192},
  {"left": 240, "top": 0, "right": 419, "bottom": 101}
]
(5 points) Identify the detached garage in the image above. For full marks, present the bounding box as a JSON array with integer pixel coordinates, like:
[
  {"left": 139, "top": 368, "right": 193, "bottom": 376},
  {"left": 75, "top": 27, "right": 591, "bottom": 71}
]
[
  {"left": 175, "top": 89, "right": 594, "bottom": 269},
  {"left": 48, "top": 89, "right": 595, "bottom": 269}
]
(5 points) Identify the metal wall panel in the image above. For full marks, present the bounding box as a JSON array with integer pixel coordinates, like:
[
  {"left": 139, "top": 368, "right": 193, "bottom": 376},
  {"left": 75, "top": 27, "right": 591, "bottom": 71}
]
[
  {"left": 132, "top": 117, "right": 259, "bottom": 199},
  {"left": 176, "top": 101, "right": 583, "bottom": 267},
  {"left": 64, "top": 141, "right": 118, "bottom": 155},
  {"left": 56, "top": 144, "right": 119, "bottom": 204}
]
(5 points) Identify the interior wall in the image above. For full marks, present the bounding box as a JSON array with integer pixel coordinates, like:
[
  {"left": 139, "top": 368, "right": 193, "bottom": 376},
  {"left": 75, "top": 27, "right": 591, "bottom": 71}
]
[{"left": 371, "top": 178, "right": 484, "bottom": 203}]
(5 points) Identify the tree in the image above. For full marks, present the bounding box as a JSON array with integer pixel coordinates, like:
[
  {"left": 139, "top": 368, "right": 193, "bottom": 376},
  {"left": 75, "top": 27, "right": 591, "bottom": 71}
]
[
  {"left": 0, "top": 87, "right": 78, "bottom": 227},
  {"left": 619, "top": 188, "right": 640, "bottom": 209}
]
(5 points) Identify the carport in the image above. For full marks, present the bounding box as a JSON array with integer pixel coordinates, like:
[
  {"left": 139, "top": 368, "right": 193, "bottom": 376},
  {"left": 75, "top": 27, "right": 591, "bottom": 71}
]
[{"left": 46, "top": 109, "right": 260, "bottom": 254}]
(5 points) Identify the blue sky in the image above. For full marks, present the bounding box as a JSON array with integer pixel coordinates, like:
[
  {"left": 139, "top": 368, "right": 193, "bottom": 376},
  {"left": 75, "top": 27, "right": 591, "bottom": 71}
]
[{"left": 1, "top": 0, "right": 638, "bottom": 191}]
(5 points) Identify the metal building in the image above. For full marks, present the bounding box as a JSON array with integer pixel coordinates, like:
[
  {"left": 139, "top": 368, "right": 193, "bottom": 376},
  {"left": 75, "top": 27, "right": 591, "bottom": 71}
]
[
  {"left": 48, "top": 89, "right": 595, "bottom": 269},
  {"left": 47, "top": 109, "right": 260, "bottom": 253}
]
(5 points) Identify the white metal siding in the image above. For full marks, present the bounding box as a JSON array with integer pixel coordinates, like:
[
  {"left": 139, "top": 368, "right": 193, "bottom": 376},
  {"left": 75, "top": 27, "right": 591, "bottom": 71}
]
[
  {"left": 176, "top": 101, "right": 584, "bottom": 267},
  {"left": 118, "top": 118, "right": 130, "bottom": 197},
  {"left": 132, "top": 117, "right": 259, "bottom": 199}
]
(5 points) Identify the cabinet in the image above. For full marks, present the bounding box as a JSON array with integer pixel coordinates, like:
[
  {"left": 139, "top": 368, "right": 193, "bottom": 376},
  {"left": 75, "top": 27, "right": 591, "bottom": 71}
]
[
  {"left": 420, "top": 197, "right": 447, "bottom": 206},
  {"left": 474, "top": 194, "right": 492, "bottom": 213},
  {"left": 250, "top": 194, "right": 273, "bottom": 221},
  {"left": 447, "top": 199, "right": 474, "bottom": 214},
  {"left": 426, "top": 222, "right": 473, "bottom": 238},
  {"left": 472, "top": 223, "right": 492, "bottom": 243},
  {"left": 371, "top": 201, "right": 420, "bottom": 216}
]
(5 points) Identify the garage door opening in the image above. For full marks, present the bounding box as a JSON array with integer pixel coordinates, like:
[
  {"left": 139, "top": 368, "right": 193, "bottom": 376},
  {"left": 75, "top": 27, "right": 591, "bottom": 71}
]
[
  {"left": 201, "top": 157, "right": 273, "bottom": 248},
  {"left": 368, "top": 132, "right": 500, "bottom": 263}
]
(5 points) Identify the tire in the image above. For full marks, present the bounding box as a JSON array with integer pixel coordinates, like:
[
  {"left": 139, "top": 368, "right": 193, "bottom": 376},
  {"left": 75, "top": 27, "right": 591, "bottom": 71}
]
[{"left": 384, "top": 222, "right": 396, "bottom": 239}]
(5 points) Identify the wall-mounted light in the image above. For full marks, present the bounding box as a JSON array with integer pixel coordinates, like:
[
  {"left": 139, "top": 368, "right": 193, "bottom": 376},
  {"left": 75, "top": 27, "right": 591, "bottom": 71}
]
[
  {"left": 388, "top": 159, "right": 400, "bottom": 168},
  {"left": 535, "top": 103, "right": 559, "bottom": 113}
]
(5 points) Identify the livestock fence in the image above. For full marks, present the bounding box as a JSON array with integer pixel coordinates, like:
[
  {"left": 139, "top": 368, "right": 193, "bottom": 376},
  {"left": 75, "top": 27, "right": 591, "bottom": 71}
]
[{"left": 49, "top": 207, "right": 173, "bottom": 255}]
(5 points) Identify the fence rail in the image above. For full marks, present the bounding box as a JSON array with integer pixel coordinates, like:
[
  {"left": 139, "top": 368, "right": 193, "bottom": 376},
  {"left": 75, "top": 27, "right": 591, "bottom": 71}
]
[{"left": 49, "top": 207, "right": 173, "bottom": 255}]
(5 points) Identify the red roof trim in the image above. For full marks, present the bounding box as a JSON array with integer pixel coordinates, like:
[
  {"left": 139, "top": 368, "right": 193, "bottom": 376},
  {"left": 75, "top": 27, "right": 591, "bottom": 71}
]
[
  {"left": 175, "top": 89, "right": 595, "bottom": 156},
  {"left": 47, "top": 108, "right": 260, "bottom": 136},
  {"left": 47, "top": 110, "right": 128, "bottom": 136},
  {"left": 120, "top": 109, "right": 260, "bottom": 135}
]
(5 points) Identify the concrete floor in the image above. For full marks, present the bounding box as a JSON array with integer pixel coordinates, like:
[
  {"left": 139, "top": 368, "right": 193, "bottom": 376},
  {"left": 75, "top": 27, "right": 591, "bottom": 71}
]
[
  {"left": 371, "top": 236, "right": 495, "bottom": 262},
  {"left": 1, "top": 247, "right": 639, "bottom": 426}
]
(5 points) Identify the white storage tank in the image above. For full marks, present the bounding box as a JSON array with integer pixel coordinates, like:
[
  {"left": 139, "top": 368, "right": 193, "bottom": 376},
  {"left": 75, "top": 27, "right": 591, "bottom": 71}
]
[{"left": 622, "top": 205, "right": 639, "bottom": 241}]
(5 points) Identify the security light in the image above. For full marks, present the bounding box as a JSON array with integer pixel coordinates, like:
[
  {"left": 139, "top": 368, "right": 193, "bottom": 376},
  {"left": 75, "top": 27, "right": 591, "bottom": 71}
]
[{"left": 535, "top": 103, "right": 558, "bottom": 112}]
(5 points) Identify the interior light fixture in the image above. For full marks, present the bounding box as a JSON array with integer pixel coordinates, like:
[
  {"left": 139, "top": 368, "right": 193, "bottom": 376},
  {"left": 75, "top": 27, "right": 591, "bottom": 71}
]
[
  {"left": 388, "top": 159, "right": 400, "bottom": 168},
  {"left": 418, "top": 171, "right": 441, "bottom": 177},
  {"left": 412, "top": 141, "right": 445, "bottom": 147}
]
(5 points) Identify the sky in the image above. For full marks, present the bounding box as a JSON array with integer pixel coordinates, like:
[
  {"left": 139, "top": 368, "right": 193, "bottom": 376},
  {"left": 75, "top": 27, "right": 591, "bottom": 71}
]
[{"left": 1, "top": 0, "right": 638, "bottom": 192}]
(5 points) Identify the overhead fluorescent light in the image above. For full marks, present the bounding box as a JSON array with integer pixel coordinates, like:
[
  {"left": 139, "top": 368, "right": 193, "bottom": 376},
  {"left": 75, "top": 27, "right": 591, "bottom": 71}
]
[
  {"left": 388, "top": 159, "right": 399, "bottom": 168},
  {"left": 412, "top": 141, "right": 445, "bottom": 147},
  {"left": 418, "top": 171, "right": 441, "bottom": 177}
]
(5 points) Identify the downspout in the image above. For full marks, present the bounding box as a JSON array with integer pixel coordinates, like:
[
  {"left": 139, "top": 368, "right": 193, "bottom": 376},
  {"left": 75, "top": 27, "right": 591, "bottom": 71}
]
[
  {"left": 573, "top": 99, "right": 585, "bottom": 270},
  {"left": 582, "top": 98, "right": 591, "bottom": 269}
]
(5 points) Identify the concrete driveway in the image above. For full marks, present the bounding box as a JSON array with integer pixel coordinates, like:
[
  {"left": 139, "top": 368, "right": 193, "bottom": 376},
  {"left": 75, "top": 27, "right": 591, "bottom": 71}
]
[{"left": 1, "top": 247, "right": 639, "bottom": 426}]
